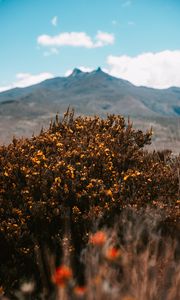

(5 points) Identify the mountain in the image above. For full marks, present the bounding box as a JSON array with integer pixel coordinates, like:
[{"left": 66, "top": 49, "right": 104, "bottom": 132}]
[
  {"left": 0, "top": 68, "right": 180, "bottom": 151},
  {"left": 1, "top": 67, "right": 180, "bottom": 117}
]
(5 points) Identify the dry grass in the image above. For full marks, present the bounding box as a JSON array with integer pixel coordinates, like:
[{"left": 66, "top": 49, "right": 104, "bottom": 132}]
[{"left": 1, "top": 208, "right": 179, "bottom": 300}]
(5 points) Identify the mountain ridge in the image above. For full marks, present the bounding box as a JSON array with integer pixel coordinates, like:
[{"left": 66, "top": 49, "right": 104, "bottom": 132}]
[
  {"left": 0, "top": 67, "right": 180, "bottom": 148},
  {"left": 1, "top": 67, "right": 180, "bottom": 99},
  {"left": 0, "top": 67, "right": 180, "bottom": 119}
]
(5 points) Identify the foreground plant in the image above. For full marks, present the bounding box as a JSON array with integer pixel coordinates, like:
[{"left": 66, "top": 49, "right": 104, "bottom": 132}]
[
  {"left": 80, "top": 209, "right": 180, "bottom": 300},
  {"left": 1, "top": 208, "right": 179, "bottom": 300}
]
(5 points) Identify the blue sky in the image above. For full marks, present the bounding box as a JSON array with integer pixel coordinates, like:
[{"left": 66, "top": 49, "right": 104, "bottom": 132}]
[{"left": 0, "top": 0, "right": 180, "bottom": 91}]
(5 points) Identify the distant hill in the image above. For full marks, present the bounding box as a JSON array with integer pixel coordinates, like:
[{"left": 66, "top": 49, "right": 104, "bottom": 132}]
[{"left": 0, "top": 67, "right": 180, "bottom": 151}]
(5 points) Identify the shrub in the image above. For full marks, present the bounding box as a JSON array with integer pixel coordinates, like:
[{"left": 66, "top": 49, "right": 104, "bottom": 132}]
[{"left": 0, "top": 109, "right": 179, "bottom": 295}]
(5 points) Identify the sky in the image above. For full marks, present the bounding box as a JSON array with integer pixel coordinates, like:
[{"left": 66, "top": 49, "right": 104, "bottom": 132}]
[{"left": 0, "top": 0, "right": 180, "bottom": 91}]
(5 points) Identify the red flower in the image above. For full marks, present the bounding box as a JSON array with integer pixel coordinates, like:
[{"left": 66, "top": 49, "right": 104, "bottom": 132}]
[
  {"left": 105, "top": 247, "right": 120, "bottom": 261},
  {"left": 74, "top": 285, "right": 86, "bottom": 297},
  {"left": 89, "top": 231, "right": 107, "bottom": 246},
  {"left": 52, "top": 265, "right": 72, "bottom": 287}
]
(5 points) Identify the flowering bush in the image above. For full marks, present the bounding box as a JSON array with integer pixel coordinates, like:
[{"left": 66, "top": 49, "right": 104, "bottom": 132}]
[{"left": 0, "top": 109, "right": 179, "bottom": 296}]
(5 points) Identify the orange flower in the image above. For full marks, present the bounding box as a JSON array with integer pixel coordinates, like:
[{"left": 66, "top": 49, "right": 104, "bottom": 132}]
[
  {"left": 105, "top": 247, "right": 120, "bottom": 261},
  {"left": 89, "top": 231, "right": 107, "bottom": 246},
  {"left": 74, "top": 285, "right": 86, "bottom": 297},
  {"left": 52, "top": 265, "right": 72, "bottom": 287}
]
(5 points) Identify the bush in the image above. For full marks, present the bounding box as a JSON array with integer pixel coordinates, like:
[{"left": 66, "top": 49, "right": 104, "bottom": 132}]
[{"left": 0, "top": 109, "right": 179, "bottom": 295}]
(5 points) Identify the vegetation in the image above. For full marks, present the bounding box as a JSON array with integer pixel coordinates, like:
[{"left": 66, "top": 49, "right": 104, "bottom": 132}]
[{"left": 0, "top": 108, "right": 179, "bottom": 299}]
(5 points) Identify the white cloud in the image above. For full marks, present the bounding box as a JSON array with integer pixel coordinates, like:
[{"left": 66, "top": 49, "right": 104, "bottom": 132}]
[
  {"left": 0, "top": 72, "right": 54, "bottom": 92},
  {"left": 0, "top": 85, "right": 11, "bottom": 92},
  {"left": 107, "top": 50, "right": 180, "bottom": 89},
  {"left": 38, "top": 32, "right": 93, "bottom": 48},
  {"left": 51, "top": 16, "right": 58, "bottom": 26},
  {"left": 65, "top": 66, "right": 93, "bottom": 77},
  {"left": 64, "top": 70, "right": 72, "bottom": 77},
  {"left": 37, "top": 31, "right": 115, "bottom": 49},
  {"left": 95, "top": 31, "right": 114, "bottom": 47}
]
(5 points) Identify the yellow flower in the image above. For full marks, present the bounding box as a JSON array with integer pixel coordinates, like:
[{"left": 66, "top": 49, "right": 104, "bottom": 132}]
[
  {"left": 87, "top": 183, "right": 93, "bottom": 189},
  {"left": 72, "top": 206, "right": 81, "bottom": 215},
  {"left": 55, "top": 177, "right": 61, "bottom": 184},
  {"left": 56, "top": 142, "right": 63, "bottom": 147},
  {"left": 105, "top": 189, "right": 113, "bottom": 197},
  {"left": 123, "top": 170, "right": 141, "bottom": 181},
  {"left": 123, "top": 175, "right": 129, "bottom": 181},
  {"left": 36, "top": 150, "right": 44, "bottom": 156},
  {"left": 31, "top": 157, "right": 40, "bottom": 164}
]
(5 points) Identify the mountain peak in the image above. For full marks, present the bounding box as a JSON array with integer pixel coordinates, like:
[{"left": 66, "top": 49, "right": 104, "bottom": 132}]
[
  {"left": 96, "top": 67, "right": 103, "bottom": 73},
  {"left": 90, "top": 67, "right": 106, "bottom": 76},
  {"left": 70, "top": 68, "right": 83, "bottom": 77}
]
